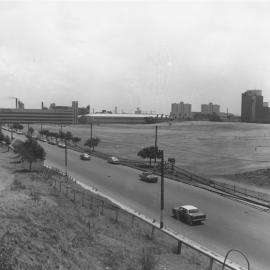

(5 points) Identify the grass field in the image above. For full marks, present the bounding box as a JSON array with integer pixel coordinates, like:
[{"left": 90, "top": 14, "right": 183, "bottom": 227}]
[{"left": 34, "top": 121, "right": 270, "bottom": 177}]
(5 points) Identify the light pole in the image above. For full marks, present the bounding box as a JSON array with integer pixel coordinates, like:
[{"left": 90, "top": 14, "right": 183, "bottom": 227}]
[
  {"left": 64, "top": 138, "right": 68, "bottom": 177},
  {"left": 160, "top": 149, "right": 164, "bottom": 229}
]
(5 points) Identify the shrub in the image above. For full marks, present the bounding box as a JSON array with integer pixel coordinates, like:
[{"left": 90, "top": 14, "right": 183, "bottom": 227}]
[
  {"left": 139, "top": 248, "right": 159, "bottom": 270},
  {"left": 10, "top": 178, "right": 26, "bottom": 191}
]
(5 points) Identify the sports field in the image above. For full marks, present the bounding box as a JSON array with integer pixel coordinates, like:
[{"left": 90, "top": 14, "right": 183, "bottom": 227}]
[{"left": 39, "top": 121, "right": 270, "bottom": 177}]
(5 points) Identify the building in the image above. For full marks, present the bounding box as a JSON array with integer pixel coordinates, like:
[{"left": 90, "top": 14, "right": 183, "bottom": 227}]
[
  {"left": 241, "top": 90, "right": 270, "bottom": 123},
  {"left": 0, "top": 101, "right": 79, "bottom": 125},
  {"left": 201, "top": 103, "right": 220, "bottom": 115},
  {"left": 171, "top": 101, "right": 192, "bottom": 119},
  {"left": 79, "top": 113, "right": 168, "bottom": 124}
]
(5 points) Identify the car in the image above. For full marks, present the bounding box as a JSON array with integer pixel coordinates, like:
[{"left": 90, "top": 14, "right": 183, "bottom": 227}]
[
  {"left": 80, "top": 153, "right": 91, "bottom": 160},
  {"left": 39, "top": 137, "right": 47, "bottom": 142},
  {"left": 139, "top": 171, "right": 158, "bottom": 183},
  {"left": 172, "top": 205, "right": 206, "bottom": 225},
  {"left": 108, "top": 156, "right": 120, "bottom": 164},
  {"left": 48, "top": 139, "right": 57, "bottom": 145},
  {"left": 57, "top": 142, "right": 66, "bottom": 148}
]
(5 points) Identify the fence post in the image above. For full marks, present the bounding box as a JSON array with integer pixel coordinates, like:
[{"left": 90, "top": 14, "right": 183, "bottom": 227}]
[
  {"left": 209, "top": 257, "right": 214, "bottom": 270},
  {"left": 177, "top": 241, "right": 182, "bottom": 255},
  {"left": 90, "top": 196, "right": 93, "bottom": 209},
  {"left": 65, "top": 186, "right": 68, "bottom": 197},
  {"left": 131, "top": 215, "right": 135, "bottom": 227},
  {"left": 115, "top": 208, "right": 119, "bottom": 222},
  {"left": 73, "top": 189, "right": 76, "bottom": 202},
  {"left": 101, "top": 200, "right": 104, "bottom": 215},
  {"left": 81, "top": 192, "right": 84, "bottom": 207},
  {"left": 151, "top": 225, "right": 155, "bottom": 239}
]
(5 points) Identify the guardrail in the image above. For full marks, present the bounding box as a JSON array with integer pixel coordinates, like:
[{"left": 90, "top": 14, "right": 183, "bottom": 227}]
[{"left": 43, "top": 163, "right": 248, "bottom": 270}]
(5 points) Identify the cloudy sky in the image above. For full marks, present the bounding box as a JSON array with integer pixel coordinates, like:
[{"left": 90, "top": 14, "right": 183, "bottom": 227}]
[{"left": 0, "top": 1, "right": 270, "bottom": 115}]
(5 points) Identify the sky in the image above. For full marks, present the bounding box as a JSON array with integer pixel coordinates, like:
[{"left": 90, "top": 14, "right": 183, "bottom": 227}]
[{"left": 1, "top": 1, "right": 270, "bottom": 115}]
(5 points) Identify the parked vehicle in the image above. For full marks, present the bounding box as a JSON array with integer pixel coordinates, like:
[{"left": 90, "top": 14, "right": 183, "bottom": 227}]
[
  {"left": 108, "top": 156, "right": 120, "bottom": 164},
  {"left": 139, "top": 171, "right": 158, "bottom": 183},
  {"left": 172, "top": 205, "right": 206, "bottom": 225},
  {"left": 39, "top": 137, "right": 47, "bottom": 142},
  {"left": 57, "top": 142, "right": 66, "bottom": 148},
  {"left": 48, "top": 139, "right": 57, "bottom": 145},
  {"left": 80, "top": 153, "right": 91, "bottom": 160}
]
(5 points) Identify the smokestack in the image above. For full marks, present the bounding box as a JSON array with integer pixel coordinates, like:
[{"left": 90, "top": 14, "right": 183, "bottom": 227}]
[
  {"left": 16, "top": 98, "right": 18, "bottom": 109},
  {"left": 42, "top": 102, "right": 44, "bottom": 110}
]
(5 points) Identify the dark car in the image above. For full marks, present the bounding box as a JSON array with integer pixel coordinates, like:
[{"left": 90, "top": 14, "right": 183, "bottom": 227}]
[
  {"left": 139, "top": 171, "right": 158, "bottom": 183},
  {"left": 172, "top": 205, "right": 206, "bottom": 225},
  {"left": 48, "top": 139, "right": 57, "bottom": 145},
  {"left": 80, "top": 153, "right": 91, "bottom": 160},
  {"left": 108, "top": 156, "right": 120, "bottom": 164}
]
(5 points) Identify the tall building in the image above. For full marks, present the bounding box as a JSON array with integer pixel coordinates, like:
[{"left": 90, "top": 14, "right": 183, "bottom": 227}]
[
  {"left": 241, "top": 90, "right": 270, "bottom": 123},
  {"left": 171, "top": 101, "right": 192, "bottom": 119},
  {"left": 72, "top": 101, "right": 78, "bottom": 124},
  {"left": 201, "top": 103, "right": 220, "bottom": 115}
]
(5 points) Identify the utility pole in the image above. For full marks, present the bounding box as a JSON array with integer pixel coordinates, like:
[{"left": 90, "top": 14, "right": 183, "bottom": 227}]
[
  {"left": 160, "top": 149, "right": 164, "bottom": 229},
  {"left": 90, "top": 122, "right": 93, "bottom": 150},
  {"left": 64, "top": 138, "right": 67, "bottom": 177},
  {"left": 154, "top": 125, "right": 158, "bottom": 163}
]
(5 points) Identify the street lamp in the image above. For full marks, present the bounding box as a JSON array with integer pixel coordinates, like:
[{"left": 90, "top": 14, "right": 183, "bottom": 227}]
[{"left": 157, "top": 149, "right": 165, "bottom": 229}]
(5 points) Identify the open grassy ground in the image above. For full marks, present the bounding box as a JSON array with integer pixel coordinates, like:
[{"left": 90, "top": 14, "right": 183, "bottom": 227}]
[
  {"left": 0, "top": 148, "right": 221, "bottom": 270},
  {"left": 32, "top": 121, "right": 270, "bottom": 178}
]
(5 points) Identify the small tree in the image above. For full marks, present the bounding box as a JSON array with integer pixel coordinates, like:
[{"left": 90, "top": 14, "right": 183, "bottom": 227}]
[
  {"left": 19, "top": 138, "right": 46, "bottom": 170},
  {"left": 137, "top": 146, "right": 160, "bottom": 167},
  {"left": 4, "top": 136, "right": 11, "bottom": 151},
  {"left": 84, "top": 137, "right": 100, "bottom": 151},
  {"left": 65, "top": 131, "right": 73, "bottom": 144},
  {"left": 72, "top": 136, "right": 81, "bottom": 145},
  {"left": 27, "top": 127, "right": 34, "bottom": 138}
]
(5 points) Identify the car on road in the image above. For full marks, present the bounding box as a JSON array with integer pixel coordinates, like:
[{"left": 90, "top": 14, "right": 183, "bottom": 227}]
[
  {"left": 57, "top": 142, "right": 66, "bottom": 148},
  {"left": 48, "top": 139, "right": 57, "bottom": 145},
  {"left": 80, "top": 153, "right": 91, "bottom": 160},
  {"left": 172, "top": 205, "right": 206, "bottom": 225},
  {"left": 39, "top": 137, "right": 47, "bottom": 142},
  {"left": 139, "top": 171, "right": 158, "bottom": 183},
  {"left": 108, "top": 156, "right": 120, "bottom": 164}
]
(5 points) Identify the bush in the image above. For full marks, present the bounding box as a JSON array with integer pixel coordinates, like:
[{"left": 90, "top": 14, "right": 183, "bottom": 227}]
[
  {"left": 10, "top": 178, "right": 26, "bottom": 191},
  {"left": 140, "top": 248, "right": 159, "bottom": 270}
]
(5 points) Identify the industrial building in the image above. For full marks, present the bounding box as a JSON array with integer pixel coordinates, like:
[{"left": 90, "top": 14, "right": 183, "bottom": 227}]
[
  {"left": 0, "top": 101, "right": 79, "bottom": 125},
  {"left": 79, "top": 113, "right": 167, "bottom": 124},
  {"left": 241, "top": 90, "right": 270, "bottom": 123}
]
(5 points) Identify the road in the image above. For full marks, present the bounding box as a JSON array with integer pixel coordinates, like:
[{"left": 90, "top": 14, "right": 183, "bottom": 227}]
[{"left": 6, "top": 133, "right": 270, "bottom": 270}]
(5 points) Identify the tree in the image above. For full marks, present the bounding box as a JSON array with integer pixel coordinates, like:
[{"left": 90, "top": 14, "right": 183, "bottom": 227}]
[
  {"left": 137, "top": 146, "right": 160, "bottom": 167},
  {"left": 18, "top": 138, "right": 46, "bottom": 170},
  {"left": 65, "top": 131, "right": 73, "bottom": 144},
  {"left": 84, "top": 137, "right": 100, "bottom": 151},
  {"left": 72, "top": 136, "right": 81, "bottom": 145},
  {"left": 27, "top": 127, "right": 34, "bottom": 138},
  {"left": 3, "top": 136, "right": 11, "bottom": 151}
]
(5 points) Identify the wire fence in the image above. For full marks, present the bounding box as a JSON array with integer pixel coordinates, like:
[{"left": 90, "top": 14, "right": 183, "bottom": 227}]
[{"left": 42, "top": 164, "right": 248, "bottom": 270}]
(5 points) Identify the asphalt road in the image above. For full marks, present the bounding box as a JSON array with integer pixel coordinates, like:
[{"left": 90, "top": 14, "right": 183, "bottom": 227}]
[{"left": 6, "top": 133, "right": 270, "bottom": 270}]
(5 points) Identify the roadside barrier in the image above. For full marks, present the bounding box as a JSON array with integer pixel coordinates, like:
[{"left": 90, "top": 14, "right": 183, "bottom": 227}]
[{"left": 42, "top": 163, "right": 248, "bottom": 270}]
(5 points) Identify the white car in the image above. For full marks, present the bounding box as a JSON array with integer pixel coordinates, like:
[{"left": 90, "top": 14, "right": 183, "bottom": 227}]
[{"left": 108, "top": 156, "right": 120, "bottom": 164}]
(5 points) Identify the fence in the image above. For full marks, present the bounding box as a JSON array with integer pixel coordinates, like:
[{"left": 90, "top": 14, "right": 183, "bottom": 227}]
[{"left": 42, "top": 163, "right": 248, "bottom": 270}]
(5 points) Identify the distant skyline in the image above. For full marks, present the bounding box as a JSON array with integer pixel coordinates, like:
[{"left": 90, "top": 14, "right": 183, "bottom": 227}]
[{"left": 1, "top": 1, "right": 270, "bottom": 115}]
